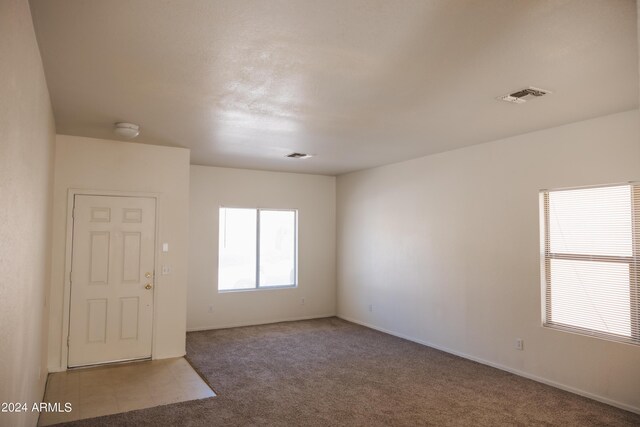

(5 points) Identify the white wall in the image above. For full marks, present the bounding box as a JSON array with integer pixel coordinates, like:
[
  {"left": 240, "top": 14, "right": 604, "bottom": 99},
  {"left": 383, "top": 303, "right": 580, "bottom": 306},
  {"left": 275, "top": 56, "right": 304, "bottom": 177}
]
[
  {"left": 48, "top": 135, "right": 190, "bottom": 371},
  {"left": 0, "top": 1, "right": 55, "bottom": 425},
  {"left": 188, "top": 166, "right": 336, "bottom": 330},
  {"left": 336, "top": 109, "right": 640, "bottom": 412}
]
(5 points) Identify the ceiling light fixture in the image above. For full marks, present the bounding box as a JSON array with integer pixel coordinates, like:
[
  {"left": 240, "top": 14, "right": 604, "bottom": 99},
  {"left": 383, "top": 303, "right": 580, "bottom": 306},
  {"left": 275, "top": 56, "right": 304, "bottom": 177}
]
[
  {"left": 286, "top": 152, "right": 313, "bottom": 159},
  {"left": 113, "top": 122, "right": 140, "bottom": 139}
]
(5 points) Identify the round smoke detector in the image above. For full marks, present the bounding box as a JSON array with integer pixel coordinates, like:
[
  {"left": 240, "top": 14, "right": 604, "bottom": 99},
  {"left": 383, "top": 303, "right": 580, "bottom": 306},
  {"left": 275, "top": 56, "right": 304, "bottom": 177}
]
[{"left": 114, "top": 122, "right": 140, "bottom": 139}]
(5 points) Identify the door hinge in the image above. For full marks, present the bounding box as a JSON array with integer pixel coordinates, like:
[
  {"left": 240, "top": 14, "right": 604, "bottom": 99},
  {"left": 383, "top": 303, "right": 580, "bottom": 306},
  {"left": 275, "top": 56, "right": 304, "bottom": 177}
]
[
  {"left": 67, "top": 336, "right": 70, "bottom": 347},
  {"left": 69, "top": 271, "right": 72, "bottom": 283}
]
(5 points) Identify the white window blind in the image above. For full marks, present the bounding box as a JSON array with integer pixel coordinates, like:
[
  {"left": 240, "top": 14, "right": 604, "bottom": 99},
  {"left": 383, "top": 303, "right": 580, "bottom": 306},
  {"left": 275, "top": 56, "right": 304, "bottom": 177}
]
[{"left": 541, "top": 184, "right": 639, "bottom": 345}]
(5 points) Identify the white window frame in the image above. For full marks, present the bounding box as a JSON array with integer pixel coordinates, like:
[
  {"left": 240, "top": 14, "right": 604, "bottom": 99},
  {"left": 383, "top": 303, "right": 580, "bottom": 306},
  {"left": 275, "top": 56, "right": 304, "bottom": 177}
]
[
  {"left": 218, "top": 207, "right": 298, "bottom": 292},
  {"left": 539, "top": 183, "right": 639, "bottom": 346}
]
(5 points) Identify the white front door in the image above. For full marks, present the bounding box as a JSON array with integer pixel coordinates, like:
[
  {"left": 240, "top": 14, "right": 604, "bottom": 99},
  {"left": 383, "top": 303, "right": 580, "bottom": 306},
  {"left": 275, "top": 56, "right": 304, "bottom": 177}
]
[{"left": 68, "top": 195, "right": 156, "bottom": 367}]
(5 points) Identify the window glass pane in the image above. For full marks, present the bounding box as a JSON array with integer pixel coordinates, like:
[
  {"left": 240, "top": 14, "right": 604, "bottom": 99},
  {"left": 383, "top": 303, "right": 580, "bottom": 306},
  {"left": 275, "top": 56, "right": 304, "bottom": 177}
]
[
  {"left": 550, "top": 259, "right": 631, "bottom": 337},
  {"left": 218, "top": 208, "right": 256, "bottom": 290},
  {"left": 259, "top": 210, "right": 296, "bottom": 287},
  {"left": 548, "top": 185, "right": 632, "bottom": 256}
]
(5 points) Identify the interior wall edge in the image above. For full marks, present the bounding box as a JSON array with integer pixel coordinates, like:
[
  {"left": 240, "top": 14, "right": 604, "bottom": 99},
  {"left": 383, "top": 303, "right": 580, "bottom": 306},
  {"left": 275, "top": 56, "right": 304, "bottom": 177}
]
[
  {"left": 47, "top": 135, "right": 191, "bottom": 372},
  {"left": 335, "top": 109, "right": 640, "bottom": 412},
  {"left": 187, "top": 165, "right": 337, "bottom": 331},
  {"left": 0, "top": 1, "right": 56, "bottom": 426}
]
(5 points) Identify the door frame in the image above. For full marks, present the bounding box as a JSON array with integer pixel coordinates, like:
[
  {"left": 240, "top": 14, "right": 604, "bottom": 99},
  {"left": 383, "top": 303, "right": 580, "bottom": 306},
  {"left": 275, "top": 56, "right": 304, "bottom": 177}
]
[{"left": 61, "top": 188, "right": 161, "bottom": 370}]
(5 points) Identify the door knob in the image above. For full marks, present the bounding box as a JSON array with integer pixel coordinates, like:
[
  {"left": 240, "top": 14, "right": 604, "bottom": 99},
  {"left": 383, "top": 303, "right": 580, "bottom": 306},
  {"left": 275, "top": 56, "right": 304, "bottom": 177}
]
[
  {"left": 144, "top": 283, "right": 153, "bottom": 290},
  {"left": 145, "top": 272, "right": 152, "bottom": 279}
]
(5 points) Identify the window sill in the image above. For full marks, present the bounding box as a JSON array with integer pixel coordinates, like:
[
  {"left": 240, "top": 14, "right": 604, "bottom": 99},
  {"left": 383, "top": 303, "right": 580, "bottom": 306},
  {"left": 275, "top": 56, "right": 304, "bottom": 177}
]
[
  {"left": 218, "top": 285, "right": 298, "bottom": 294},
  {"left": 542, "top": 322, "right": 639, "bottom": 347}
]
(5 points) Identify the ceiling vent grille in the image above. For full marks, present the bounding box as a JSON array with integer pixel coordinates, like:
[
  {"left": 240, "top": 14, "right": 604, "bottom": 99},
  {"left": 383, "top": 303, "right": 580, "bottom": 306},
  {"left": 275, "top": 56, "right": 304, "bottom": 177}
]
[
  {"left": 498, "top": 87, "right": 552, "bottom": 104},
  {"left": 286, "top": 152, "right": 313, "bottom": 159}
]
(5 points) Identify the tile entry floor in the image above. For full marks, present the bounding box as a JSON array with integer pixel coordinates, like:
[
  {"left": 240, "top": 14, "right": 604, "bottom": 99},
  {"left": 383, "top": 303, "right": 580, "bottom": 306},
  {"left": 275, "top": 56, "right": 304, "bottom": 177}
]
[{"left": 38, "top": 357, "right": 215, "bottom": 426}]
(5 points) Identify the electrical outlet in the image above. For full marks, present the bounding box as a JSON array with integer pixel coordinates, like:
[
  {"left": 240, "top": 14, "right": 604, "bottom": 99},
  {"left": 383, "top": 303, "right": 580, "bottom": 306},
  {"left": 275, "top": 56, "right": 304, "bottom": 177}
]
[
  {"left": 368, "top": 304, "right": 373, "bottom": 312},
  {"left": 300, "top": 297, "right": 305, "bottom": 305},
  {"left": 515, "top": 338, "right": 524, "bottom": 351},
  {"left": 161, "top": 265, "right": 171, "bottom": 275},
  {"left": 208, "top": 305, "right": 214, "bottom": 313}
]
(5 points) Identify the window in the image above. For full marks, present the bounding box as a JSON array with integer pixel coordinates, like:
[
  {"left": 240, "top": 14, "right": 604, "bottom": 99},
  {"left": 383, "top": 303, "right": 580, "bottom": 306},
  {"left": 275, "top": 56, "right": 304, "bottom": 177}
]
[
  {"left": 540, "top": 184, "right": 639, "bottom": 345},
  {"left": 218, "top": 207, "right": 297, "bottom": 291}
]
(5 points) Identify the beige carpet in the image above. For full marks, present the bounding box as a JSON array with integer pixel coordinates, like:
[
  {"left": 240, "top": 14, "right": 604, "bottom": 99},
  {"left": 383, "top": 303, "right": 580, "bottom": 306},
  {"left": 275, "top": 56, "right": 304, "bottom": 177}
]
[{"left": 58, "top": 317, "right": 639, "bottom": 426}]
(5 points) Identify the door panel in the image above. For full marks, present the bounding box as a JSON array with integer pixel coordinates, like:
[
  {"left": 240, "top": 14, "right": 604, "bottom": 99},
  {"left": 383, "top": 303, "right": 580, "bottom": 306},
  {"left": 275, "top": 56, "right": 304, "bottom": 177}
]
[
  {"left": 87, "top": 299, "right": 107, "bottom": 343},
  {"left": 68, "top": 195, "right": 156, "bottom": 367},
  {"left": 122, "top": 232, "right": 141, "bottom": 282}
]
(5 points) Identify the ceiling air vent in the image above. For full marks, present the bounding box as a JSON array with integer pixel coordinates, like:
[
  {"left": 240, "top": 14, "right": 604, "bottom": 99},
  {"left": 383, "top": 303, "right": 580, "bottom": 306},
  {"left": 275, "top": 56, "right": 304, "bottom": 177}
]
[
  {"left": 498, "top": 87, "right": 552, "bottom": 104},
  {"left": 286, "top": 152, "right": 313, "bottom": 159}
]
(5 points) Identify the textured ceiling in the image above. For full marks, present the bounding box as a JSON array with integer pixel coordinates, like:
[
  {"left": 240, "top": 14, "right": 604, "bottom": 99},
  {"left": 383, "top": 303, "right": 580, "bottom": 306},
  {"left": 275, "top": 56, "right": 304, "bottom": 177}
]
[{"left": 30, "top": 0, "right": 638, "bottom": 175}]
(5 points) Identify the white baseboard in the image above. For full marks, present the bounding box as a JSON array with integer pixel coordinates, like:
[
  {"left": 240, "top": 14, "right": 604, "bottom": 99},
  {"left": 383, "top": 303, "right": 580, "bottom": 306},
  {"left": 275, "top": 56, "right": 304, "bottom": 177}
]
[
  {"left": 337, "top": 315, "right": 640, "bottom": 415},
  {"left": 187, "top": 313, "right": 336, "bottom": 332}
]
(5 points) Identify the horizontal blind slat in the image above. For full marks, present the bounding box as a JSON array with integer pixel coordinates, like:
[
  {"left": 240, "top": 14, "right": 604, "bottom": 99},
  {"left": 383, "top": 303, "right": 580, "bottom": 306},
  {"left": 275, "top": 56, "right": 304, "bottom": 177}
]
[{"left": 542, "top": 183, "right": 639, "bottom": 345}]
